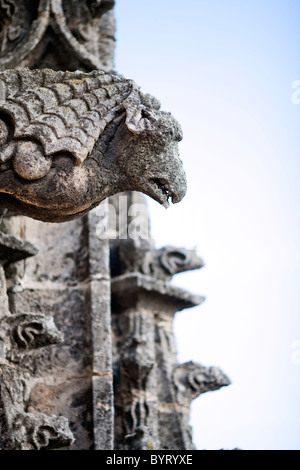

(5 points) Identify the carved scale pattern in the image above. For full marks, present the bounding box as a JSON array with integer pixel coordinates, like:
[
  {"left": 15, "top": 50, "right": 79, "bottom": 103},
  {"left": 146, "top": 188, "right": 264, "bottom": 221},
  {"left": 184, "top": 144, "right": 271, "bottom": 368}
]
[{"left": 0, "top": 68, "right": 134, "bottom": 165}]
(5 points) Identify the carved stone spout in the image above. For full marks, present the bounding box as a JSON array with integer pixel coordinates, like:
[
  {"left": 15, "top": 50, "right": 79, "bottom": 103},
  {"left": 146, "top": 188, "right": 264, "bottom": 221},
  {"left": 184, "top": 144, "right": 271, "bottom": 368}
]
[{"left": 0, "top": 68, "right": 187, "bottom": 222}]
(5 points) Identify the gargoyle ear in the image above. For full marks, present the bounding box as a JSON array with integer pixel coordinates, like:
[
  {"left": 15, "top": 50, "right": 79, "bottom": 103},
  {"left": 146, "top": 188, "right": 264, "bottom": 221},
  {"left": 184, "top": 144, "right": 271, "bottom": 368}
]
[{"left": 124, "top": 89, "right": 160, "bottom": 135}]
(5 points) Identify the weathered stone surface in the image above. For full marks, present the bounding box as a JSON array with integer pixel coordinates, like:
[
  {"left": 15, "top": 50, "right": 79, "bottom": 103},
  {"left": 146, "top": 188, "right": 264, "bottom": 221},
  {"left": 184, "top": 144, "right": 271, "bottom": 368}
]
[
  {"left": 0, "top": 67, "right": 186, "bottom": 222},
  {"left": 111, "top": 273, "right": 205, "bottom": 312},
  {"left": 118, "top": 242, "right": 204, "bottom": 282},
  {"left": 7, "top": 288, "right": 92, "bottom": 374},
  {"left": 0, "top": 214, "right": 97, "bottom": 449},
  {"left": 156, "top": 362, "right": 231, "bottom": 451},
  {"left": 0, "top": 258, "right": 75, "bottom": 450},
  {"left": 0, "top": 0, "right": 50, "bottom": 69},
  {"left": 87, "top": 207, "right": 114, "bottom": 450},
  {"left": 27, "top": 378, "right": 93, "bottom": 448},
  {"left": 2, "top": 312, "right": 63, "bottom": 351},
  {"left": 0, "top": 1, "right": 116, "bottom": 72},
  {"left": 173, "top": 362, "right": 231, "bottom": 405},
  {"left": 0, "top": 365, "right": 74, "bottom": 450},
  {"left": 110, "top": 194, "right": 217, "bottom": 450},
  {"left": 0, "top": 0, "right": 231, "bottom": 452},
  {"left": 113, "top": 308, "right": 159, "bottom": 450},
  {"left": 109, "top": 193, "right": 232, "bottom": 450},
  {"left": 0, "top": 230, "right": 38, "bottom": 266}
]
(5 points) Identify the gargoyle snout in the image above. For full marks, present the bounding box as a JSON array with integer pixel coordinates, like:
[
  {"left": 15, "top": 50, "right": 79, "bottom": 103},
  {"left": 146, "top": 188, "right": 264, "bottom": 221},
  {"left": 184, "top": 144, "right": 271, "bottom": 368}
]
[
  {"left": 170, "top": 162, "right": 187, "bottom": 204},
  {"left": 147, "top": 157, "right": 187, "bottom": 209}
]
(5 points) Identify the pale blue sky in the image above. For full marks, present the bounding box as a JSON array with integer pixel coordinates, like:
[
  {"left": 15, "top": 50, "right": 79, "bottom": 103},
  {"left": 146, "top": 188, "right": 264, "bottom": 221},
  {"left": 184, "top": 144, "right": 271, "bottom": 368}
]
[{"left": 114, "top": 0, "right": 300, "bottom": 450}]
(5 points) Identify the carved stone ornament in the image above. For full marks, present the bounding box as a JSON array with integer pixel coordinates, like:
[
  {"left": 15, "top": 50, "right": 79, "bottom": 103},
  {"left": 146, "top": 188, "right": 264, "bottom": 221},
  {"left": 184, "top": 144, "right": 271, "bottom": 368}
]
[
  {"left": 117, "top": 241, "right": 204, "bottom": 281},
  {"left": 172, "top": 362, "right": 231, "bottom": 406},
  {"left": 0, "top": 0, "right": 116, "bottom": 71},
  {"left": 1, "top": 313, "right": 64, "bottom": 352},
  {"left": 0, "top": 68, "right": 187, "bottom": 222},
  {"left": 0, "top": 0, "right": 232, "bottom": 452},
  {"left": 0, "top": 366, "right": 74, "bottom": 450}
]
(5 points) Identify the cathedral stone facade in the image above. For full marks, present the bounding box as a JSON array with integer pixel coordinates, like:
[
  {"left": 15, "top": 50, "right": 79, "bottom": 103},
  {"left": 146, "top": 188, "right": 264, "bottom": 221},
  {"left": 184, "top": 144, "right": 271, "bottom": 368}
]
[{"left": 0, "top": 1, "right": 230, "bottom": 450}]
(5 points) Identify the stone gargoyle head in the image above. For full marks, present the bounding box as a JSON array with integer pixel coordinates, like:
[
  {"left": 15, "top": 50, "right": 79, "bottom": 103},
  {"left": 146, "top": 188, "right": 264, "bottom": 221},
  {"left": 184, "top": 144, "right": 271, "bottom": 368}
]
[{"left": 0, "top": 68, "right": 187, "bottom": 222}]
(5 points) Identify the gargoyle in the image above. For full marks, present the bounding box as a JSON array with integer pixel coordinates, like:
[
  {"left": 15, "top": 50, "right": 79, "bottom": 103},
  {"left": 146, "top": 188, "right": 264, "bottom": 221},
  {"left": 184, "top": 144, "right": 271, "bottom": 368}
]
[{"left": 0, "top": 68, "right": 187, "bottom": 222}]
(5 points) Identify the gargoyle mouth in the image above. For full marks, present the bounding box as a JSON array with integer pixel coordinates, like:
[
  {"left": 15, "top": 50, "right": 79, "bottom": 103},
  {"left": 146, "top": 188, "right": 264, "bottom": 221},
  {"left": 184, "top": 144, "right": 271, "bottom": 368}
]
[{"left": 148, "top": 178, "right": 175, "bottom": 208}]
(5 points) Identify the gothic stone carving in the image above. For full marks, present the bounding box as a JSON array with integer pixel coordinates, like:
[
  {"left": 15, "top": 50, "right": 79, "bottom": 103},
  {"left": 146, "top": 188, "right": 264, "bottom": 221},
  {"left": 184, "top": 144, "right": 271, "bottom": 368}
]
[
  {"left": 0, "top": 0, "right": 116, "bottom": 71},
  {"left": 118, "top": 240, "right": 204, "bottom": 281},
  {"left": 0, "top": 366, "right": 74, "bottom": 450},
  {"left": 0, "top": 68, "right": 187, "bottom": 222},
  {"left": 173, "top": 361, "right": 231, "bottom": 405},
  {"left": 0, "top": 0, "right": 231, "bottom": 452},
  {"left": 0, "top": 307, "right": 74, "bottom": 450},
  {"left": 0, "top": 230, "right": 38, "bottom": 265},
  {"left": 0, "top": 228, "right": 74, "bottom": 450},
  {"left": 0, "top": 310, "right": 73, "bottom": 451},
  {"left": 110, "top": 203, "right": 209, "bottom": 449},
  {"left": 117, "top": 310, "right": 158, "bottom": 450},
  {"left": 0, "top": 0, "right": 22, "bottom": 54}
]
